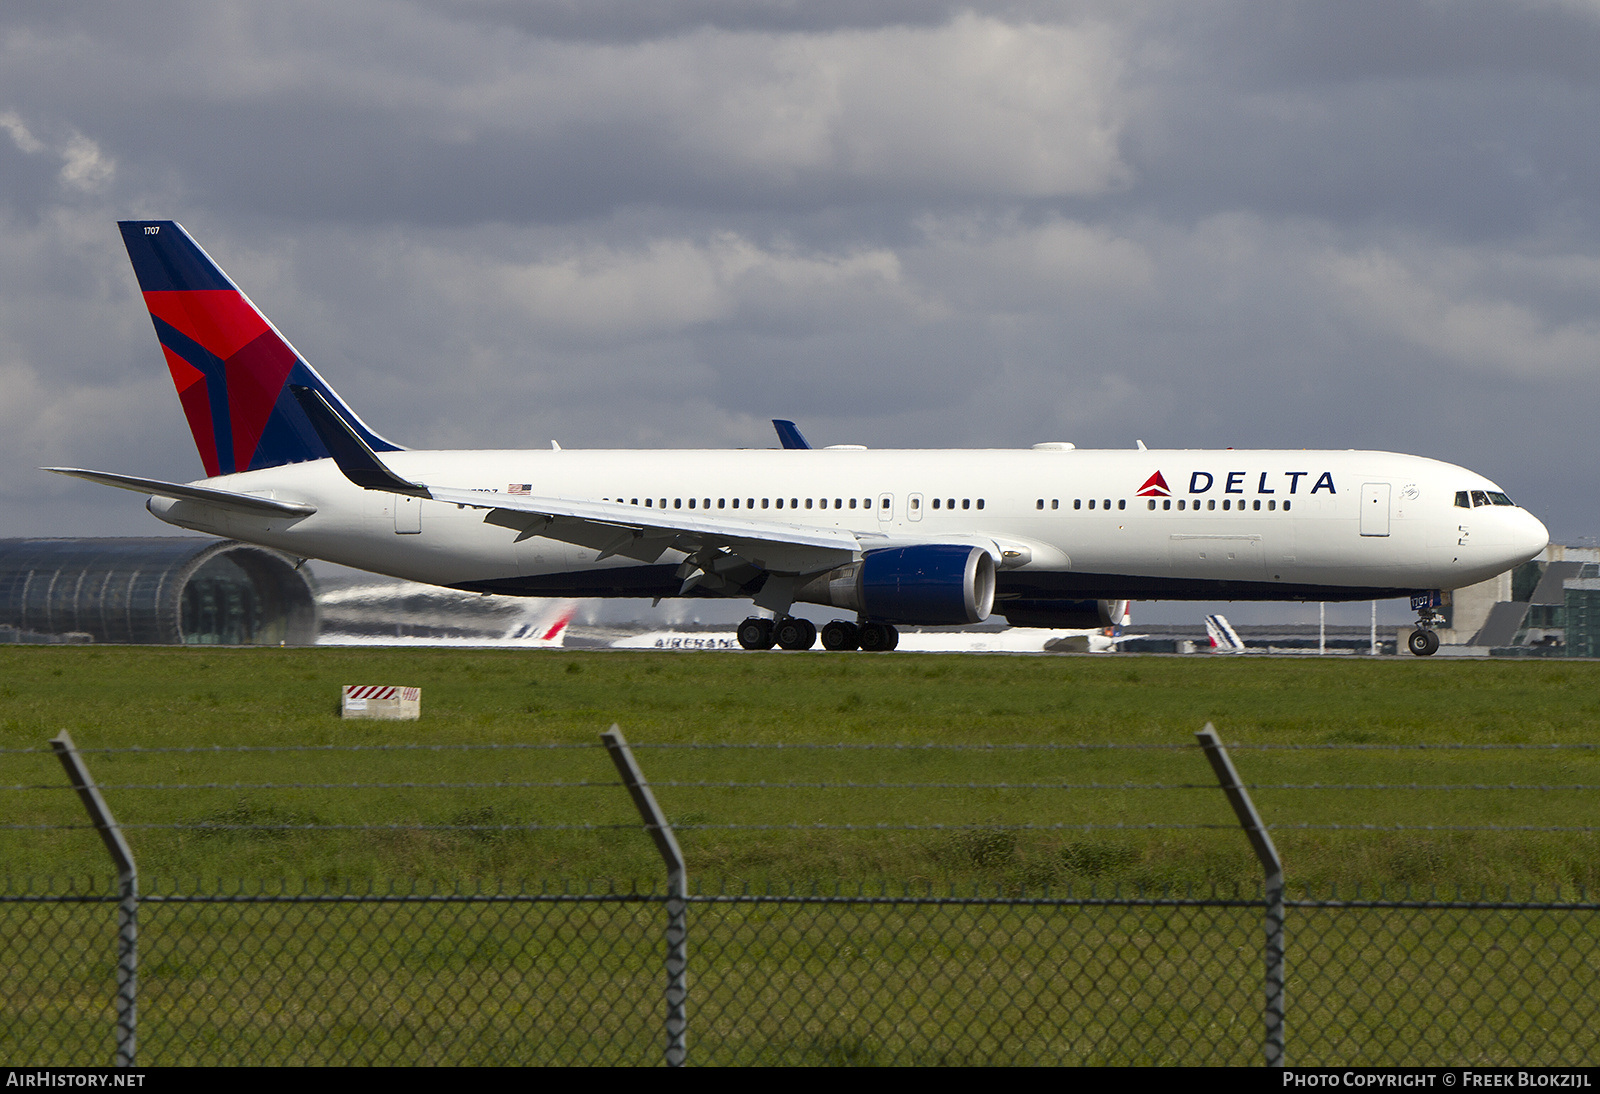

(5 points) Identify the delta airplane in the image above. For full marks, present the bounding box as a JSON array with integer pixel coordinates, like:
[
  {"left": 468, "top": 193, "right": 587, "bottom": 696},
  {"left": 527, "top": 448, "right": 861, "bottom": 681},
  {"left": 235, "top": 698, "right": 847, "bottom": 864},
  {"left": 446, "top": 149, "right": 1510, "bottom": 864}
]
[{"left": 46, "top": 221, "right": 1549, "bottom": 656}]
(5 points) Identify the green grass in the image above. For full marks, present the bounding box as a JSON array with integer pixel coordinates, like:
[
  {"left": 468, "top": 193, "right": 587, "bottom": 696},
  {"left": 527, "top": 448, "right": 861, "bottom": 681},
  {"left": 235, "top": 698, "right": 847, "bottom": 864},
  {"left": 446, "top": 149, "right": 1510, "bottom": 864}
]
[
  {"left": 5, "top": 645, "right": 1600, "bottom": 1065},
  {"left": 3, "top": 645, "right": 1598, "bottom": 893}
]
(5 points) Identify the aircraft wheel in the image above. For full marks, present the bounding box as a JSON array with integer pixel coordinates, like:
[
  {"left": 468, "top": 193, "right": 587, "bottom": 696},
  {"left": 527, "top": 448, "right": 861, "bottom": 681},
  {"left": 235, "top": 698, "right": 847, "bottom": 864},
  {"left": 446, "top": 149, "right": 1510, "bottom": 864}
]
[
  {"left": 737, "top": 617, "right": 775, "bottom": 650},
  {"left": 1407, "top": 629, "right": 1439, "bottom": 657},
  {"left": 776, "top": 617, "right": 817, "bottom": 650},
  {"left": 821, "top": 620, "right": 859, "bottom": 651},
  {"left": 858, "top": 622, "right": 899, "bottom": 652}
]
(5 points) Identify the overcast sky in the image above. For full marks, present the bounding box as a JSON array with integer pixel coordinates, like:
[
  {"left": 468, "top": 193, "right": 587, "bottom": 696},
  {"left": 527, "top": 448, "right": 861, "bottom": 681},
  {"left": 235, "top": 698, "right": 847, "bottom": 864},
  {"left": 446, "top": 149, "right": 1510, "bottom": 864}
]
[{"left": 2, "top": 1, "right": 1597, "bottom": 624}]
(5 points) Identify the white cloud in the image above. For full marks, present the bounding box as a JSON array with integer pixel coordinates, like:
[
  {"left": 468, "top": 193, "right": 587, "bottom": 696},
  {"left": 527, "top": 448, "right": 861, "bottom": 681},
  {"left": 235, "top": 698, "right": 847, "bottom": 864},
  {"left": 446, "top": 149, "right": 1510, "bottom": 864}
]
[
  {"left": 907, "top": 215, "right": 1154, "bottom": 313},
  {"left": 0, "top": 109, "right": 116, "bottom": 191},
  {"left": 13, "top": 7, "right": 1128, "bottom": 202},
  {"left": 400, "top": 232, "right": 922, "bottom": 344},
  {"left": 0, "top": 109, "right": 44, "bottom": 154},
  {"left": 1321, "top": 246, "right": 1600, "bottom": 380},
  {"left": 58, "top": 133, "right": 115, "bottom": 191}
]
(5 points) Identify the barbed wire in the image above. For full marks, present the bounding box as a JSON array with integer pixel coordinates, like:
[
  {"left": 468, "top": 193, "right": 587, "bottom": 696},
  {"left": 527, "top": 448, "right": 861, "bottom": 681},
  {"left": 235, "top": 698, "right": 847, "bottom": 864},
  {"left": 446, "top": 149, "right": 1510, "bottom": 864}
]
[
  {"left": 9, "top": 779, "right": 1600, "bottom": 792},
  {"left": 4, "top": 780, "right": 625, "bottom": 791},
  {"left": 6, "top": 820, "right": 1598, "bottom": 833},
  {"left": 0, "top": 743, "right": 603, "bottom": 755},
  {"left": 5, "top": 741, "right": 1597, "bottom": 755}
]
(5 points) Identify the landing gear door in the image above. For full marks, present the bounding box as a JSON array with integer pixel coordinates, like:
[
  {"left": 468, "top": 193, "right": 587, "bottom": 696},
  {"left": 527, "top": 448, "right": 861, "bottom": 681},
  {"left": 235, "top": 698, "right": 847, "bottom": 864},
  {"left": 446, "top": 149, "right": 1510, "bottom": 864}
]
[{"left": 1360, "top": 483, "right": 1390, "bottom": 537}]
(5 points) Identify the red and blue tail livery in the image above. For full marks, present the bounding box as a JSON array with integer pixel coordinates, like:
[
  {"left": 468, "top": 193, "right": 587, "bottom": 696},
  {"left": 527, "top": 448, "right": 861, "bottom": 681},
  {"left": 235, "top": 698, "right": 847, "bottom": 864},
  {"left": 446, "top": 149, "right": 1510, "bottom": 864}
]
[{"left": 117, "top": 220, "right": 399, "bottom": 476}]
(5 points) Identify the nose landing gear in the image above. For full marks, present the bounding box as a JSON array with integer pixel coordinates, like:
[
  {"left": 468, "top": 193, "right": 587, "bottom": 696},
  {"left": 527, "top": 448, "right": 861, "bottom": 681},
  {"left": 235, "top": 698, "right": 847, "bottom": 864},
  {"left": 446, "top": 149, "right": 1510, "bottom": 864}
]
[
  {"left": 1407, "top": 628, "right": 1441, "bottom": 657},
  {"left": 1407, "top": 591, "right": 1446, "bottom": 656}
]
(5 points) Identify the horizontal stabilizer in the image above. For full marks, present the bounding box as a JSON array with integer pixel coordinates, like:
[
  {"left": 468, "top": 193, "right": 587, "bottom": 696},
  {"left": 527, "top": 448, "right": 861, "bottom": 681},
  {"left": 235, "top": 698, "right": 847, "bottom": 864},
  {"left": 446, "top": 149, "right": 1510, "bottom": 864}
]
[{"left": 43, "top": 467, "right": 316, "bottom": 517}]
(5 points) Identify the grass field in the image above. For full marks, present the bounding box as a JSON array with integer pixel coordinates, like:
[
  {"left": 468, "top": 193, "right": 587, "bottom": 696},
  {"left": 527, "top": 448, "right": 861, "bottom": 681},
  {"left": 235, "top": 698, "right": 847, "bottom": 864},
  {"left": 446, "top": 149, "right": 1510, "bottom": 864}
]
[
  {"left": 6, "top": 645, "right": 1600, "bottom": 1065},
  {"left": 4, "top": 644, "right": 1597, "bottom": 893}
]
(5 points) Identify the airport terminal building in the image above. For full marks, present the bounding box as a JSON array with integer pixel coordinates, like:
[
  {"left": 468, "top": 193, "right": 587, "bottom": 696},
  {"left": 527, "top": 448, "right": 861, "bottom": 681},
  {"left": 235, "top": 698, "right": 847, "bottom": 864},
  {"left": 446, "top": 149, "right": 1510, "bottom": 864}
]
[{"left": 0, "top": 538, "right": 318, "bottom": 646}]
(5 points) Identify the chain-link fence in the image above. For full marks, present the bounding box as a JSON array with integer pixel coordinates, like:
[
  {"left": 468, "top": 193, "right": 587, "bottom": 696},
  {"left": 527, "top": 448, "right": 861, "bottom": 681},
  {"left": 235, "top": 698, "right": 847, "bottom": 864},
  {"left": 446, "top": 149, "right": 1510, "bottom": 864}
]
[
  {"left": 7, "top": 880, "right": 1597, "bottom": 1066},
  {"left": 4, "top": 727, "right": 1598, "bottom": 1066}
]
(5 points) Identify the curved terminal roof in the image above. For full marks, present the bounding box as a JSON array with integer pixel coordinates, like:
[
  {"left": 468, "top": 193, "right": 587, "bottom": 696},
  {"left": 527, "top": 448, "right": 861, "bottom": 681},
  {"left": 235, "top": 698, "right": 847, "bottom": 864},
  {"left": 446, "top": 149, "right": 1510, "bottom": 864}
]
[{"left": 0, "top": 538, "right": 318, "bottom": 645}]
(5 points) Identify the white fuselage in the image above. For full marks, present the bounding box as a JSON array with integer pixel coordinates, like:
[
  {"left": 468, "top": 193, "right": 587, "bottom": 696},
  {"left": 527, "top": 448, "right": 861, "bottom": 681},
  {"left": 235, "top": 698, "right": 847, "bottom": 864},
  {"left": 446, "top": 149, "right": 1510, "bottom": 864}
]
[{"left": 146, "top": 447, "right": 1550, "bottom": 605}]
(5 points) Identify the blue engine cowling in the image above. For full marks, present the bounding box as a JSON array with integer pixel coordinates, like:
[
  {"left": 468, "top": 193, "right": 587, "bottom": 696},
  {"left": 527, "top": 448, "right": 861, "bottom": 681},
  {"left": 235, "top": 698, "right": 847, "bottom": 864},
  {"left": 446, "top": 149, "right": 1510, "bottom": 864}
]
[{"left": 796, "top": 544, "right": 996, "bottom": 625}]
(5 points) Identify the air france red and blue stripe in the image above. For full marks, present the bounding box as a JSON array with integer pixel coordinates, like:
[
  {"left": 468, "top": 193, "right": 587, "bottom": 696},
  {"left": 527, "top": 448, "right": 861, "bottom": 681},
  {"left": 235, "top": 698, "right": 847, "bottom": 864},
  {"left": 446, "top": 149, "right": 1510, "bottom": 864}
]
[{"left": 117, "top": 221, "right": 399, "bottom": 476}]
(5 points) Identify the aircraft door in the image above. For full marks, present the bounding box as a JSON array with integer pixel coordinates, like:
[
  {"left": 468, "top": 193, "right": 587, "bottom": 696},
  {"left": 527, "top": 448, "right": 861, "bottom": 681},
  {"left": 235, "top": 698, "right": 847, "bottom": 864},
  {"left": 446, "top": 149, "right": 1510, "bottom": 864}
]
[
  {"left": 907, "top": 494, "right": 923, "bottom": 522},
  {"left": 1360, "top": 483, "right": 1391, "bottom": 537},
  {"left": 877, "top": 493, "right": 894, "bottom": 523},
  {"left": 394, "top": 494, "right": 422, "bottom": 534}
]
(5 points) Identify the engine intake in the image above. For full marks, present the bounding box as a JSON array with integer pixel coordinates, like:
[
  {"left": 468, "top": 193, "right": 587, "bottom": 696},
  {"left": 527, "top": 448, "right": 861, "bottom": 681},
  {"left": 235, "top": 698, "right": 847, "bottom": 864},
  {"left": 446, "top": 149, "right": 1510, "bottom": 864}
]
[{"left": 796, "top": 544, "right": 996, "bottom": 625}]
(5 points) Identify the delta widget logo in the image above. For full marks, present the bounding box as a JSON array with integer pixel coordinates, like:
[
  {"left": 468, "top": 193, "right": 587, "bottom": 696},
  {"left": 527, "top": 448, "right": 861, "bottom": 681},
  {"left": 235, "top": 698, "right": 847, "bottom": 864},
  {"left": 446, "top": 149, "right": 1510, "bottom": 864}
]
[{"left": 1136, "top": 471, "right": 1170, "bottom": 497}]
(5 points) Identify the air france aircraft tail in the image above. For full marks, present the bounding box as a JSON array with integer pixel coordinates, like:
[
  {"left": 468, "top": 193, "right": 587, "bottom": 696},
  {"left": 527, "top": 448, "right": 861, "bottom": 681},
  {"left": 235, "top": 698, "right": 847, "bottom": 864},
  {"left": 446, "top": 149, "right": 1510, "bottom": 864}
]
[
  {"left": 1205, "top": 614, "right": 1246, "bottom": 652},
  {"left": 116, "top": 220, "right": 399, "bottom": 477}
]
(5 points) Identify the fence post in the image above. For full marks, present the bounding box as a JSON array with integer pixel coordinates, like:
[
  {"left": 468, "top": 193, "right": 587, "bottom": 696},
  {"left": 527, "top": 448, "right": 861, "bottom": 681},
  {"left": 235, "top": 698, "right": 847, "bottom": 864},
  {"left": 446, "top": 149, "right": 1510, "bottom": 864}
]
[
  {"left": 1195, "top": 722, "right": 1284, "bottom": 1068},
  {"left": 601, "top": 725, "right": 687, "bottom": 1067},
  {"left": 50, "top": 731, "right": 138, "bottom": 1068}
]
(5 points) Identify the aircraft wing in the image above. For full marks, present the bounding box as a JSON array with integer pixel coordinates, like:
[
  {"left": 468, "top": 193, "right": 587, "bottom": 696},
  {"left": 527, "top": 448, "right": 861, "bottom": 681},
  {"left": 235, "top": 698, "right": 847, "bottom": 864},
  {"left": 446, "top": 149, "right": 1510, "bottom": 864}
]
[
  {"left": 290, "top": 385, "right": 870, "bottom": 598},
  {"left": 42, "top": 467, "right": 317, "bottom": 517},
  {"left": 428, "top": 484, "right": 867, "bottom": 570}
]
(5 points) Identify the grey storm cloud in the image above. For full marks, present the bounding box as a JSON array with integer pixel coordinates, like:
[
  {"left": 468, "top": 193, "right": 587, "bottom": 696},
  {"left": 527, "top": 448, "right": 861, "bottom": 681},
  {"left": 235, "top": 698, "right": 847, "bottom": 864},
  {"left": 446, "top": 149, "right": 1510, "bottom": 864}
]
[{"left": 2, "top": 0, "right": 1599, "bottom": 616}]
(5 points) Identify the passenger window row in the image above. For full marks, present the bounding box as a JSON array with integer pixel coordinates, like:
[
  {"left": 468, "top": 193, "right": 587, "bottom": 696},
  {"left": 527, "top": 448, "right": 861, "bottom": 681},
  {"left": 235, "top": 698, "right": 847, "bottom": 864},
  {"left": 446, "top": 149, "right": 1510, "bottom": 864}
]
[
  {"left": 1035, "top": 499, "right": 1127, "bottom": 510},
  {"left": 600, "top": 497, "right": 888, "bottom": 510},
  {"left": 1146, "top": 498, "right": 1289, "bottom": 511},
  {"left": 1030, "top": 497, "right": 1293, "bottom": 512}
]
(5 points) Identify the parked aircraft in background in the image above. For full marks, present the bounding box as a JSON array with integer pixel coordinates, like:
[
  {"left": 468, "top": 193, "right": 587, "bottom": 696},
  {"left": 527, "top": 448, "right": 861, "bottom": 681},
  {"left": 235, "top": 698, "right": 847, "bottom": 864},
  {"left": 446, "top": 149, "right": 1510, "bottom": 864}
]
[
  {"left": 1204, "top": 614, "right": 1247, "bottom": 653},
  {"left": 613, "top": 602, "right": 1139, "bottom": 653},
  {"left": 47, "top": 222, "right": 1549, "bottom": 656},
  {"left": 317, "top": 585, "right": 576, "bottom": 647}
]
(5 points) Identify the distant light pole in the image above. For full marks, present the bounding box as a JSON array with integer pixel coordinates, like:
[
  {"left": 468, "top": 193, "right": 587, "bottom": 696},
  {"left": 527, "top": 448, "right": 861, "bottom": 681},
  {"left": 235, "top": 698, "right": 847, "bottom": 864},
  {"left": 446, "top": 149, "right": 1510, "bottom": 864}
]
[{"left": 1319, "top": 602, "right": 1326, "bottom": 655}]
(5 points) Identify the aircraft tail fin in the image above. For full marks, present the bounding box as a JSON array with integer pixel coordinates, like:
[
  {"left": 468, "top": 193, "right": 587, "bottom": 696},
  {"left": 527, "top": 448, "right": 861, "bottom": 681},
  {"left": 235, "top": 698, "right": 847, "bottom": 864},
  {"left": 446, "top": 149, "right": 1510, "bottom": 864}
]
[
  {"left": 504, "top": 600, "right": 578, "bottom": 644},
  {"left": 117, "top": 220, "right": 400, "bottom": 477},
  {"left": 1204, "top": 613, "right": 1245, "bottom": 652},
  {"left": 772, "top": 419, "right": 812, "bottom": 450}
]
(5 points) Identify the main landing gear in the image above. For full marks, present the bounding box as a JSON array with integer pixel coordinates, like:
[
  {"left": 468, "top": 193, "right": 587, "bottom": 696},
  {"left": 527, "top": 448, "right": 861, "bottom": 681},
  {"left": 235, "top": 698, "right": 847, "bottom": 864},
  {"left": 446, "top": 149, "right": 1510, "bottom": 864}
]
[
  {"left": 737, "top": 616, "right": 899, "bottom": 651},
  {"left": 736, "top": 616, "right": 817, "bottom": 650}
]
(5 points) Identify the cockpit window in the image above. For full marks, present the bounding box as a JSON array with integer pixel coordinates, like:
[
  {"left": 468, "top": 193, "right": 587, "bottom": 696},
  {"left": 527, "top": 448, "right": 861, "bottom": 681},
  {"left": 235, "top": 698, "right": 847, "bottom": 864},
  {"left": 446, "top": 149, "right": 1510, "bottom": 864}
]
[
  {"left": 1487, "top": 491, "right": 1514, "bottom": 506},
  {"left": 1455, "top": 491, "right": 1470, "bottom": 509},
  {"left": 1471, "top": 490, "right": 1491, "bottom": 507}
]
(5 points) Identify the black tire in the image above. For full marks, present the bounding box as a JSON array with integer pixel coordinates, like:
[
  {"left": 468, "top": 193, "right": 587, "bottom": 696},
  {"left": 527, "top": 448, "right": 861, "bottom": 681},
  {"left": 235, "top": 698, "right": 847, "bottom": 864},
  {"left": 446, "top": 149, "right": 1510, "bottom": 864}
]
[
  {"left": 881, "top": 624, "right": 900, "bottom": 651},
  {"left": 737, "top": 617, "right": 775, "bottom": 650},
  {"left": 1407, "top": 629, "right": 1439, "bottom": 657},
  {"left": 776, "top": 617, "right": 816, "bottom": 650},
  {"left": 858, "top": 622, "right": 891, "bottom": 651},
  {"left": 821, "top": 620, "right": 859, "bottom": 651}
]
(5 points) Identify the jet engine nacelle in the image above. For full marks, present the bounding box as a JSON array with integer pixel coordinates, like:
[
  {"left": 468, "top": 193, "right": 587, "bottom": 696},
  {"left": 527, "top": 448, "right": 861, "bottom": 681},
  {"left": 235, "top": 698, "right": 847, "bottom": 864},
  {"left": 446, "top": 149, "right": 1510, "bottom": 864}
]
[
  {"left": 1001, "top": 598, "right": 1128, "bottom": 629},
  {"left": 796, "top": 544, "right": 996, "bottom": 625}
]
